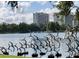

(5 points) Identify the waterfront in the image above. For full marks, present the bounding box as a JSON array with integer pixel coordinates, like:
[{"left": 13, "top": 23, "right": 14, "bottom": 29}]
[{"left": 0, "top": 32, "right": 78, "bottom": 58}]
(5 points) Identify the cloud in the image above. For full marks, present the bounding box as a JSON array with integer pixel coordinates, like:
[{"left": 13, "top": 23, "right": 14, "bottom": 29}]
[
  {"left": 0, "top": 1, "right": 33, "bottom": 24},
  {"left": 0, "top": 1, "right": 59, "bottom": 24},
  {"left": 16, "top": 1, "right": 33, "bottom": 13},
  {"left": 18, "top": 1, "right": 32, "bottom": 7},
  {"left": 40, "top": 8, "right": 59, "bottom": 13},
  {"left": 3, "top": 13, "right": 33, "bottom": 24},
  {"left": 0, "top": 1, "right": 78, "bottom": 25}
]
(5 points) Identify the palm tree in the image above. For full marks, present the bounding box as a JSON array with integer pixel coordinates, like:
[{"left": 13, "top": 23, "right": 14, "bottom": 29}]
[
  {"left": 75, "top": 8, "right": 79, "bottom": 25},
  {"left": 74, "top": 8, "right": 79, "bottom": 32},
  {"left": 57, "top": 1, "right": 74, "bottom": 26},
  {"left": 49, "top": 1, "right": 74, "bottom": 26},
  {"left": 57, "top": 1, "right": 74, "bottom": 16}
]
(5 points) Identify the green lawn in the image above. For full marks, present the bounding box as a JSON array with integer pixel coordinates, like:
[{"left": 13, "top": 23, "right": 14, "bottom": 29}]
[{"left": 0, "top": 55, "right": 30, "bottom": 58}]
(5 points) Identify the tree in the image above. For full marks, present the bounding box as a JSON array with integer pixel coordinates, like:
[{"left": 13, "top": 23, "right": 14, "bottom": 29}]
[
  {"left": 57, "top": 1, "right": 74, "bottom": 16},
  {"left": 7, "top": 24, "right": 18, "bottom": 33},
  {"left": 18, "top": 23, "right": 29, "bottom": 33},
  {"left": 49, "top": 1, "right": 74, "bottom": 15},
  {"left": 75, "top": 8, "right": 79, "bottom": 25},
  {"left": 1, "top": 23, "right": 8, "bottom": 33},
  {"left": 7, "top": 1, "right": 18, "bottom": 10},
  {"left": 29, "top": 23, "right": 41, "bottom": 32},
  {"left": 75, "top": 8, "right": 79, "bottom": 31},
  {"left": 55, "top": 1, "right": 74, "bottom": 27},
  {"left": 49, "top": 1, "right": 74, "bottom": 27},
  {"left": 47, "top": 22, "right": 58, "bottom": 32}
]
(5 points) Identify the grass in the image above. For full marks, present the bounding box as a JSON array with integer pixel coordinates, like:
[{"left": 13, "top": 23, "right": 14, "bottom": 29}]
[{"left": 0, "top": 55, "right": 30, "bottom": 58}]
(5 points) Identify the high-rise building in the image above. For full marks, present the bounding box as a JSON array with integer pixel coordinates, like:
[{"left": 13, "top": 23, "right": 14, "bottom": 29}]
[
  {"left": 53, "top": 13, "right": 78, "bottom": 27},
  {"left": 33, "top": 12, "right": 49, "bottom": 27},
  {"left": 53, "top": 13, "right": 65, "bottom": 25}
]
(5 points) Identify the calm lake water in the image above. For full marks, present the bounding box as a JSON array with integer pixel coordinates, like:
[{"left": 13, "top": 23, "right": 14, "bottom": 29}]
[{"left": 0, "top": 32, "right": 79, "bottom": 57}]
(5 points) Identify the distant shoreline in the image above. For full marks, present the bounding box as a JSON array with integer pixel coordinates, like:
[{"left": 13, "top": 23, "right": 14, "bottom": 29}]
[{"left": 0, "top": 31, "right": 76, "bottom": 34}]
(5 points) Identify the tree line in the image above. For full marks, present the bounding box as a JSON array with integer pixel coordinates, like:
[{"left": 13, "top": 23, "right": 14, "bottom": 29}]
[
  {"left": 0, "top": 22, "right": 66, "bottom": 33},
  {"left": 6, "top": 1, "right": 79, "bottom": 30}
]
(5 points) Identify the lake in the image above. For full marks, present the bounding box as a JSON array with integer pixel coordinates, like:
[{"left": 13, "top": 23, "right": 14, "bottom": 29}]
[{"left": 0, "top": 32, "right": 79, "bottom": 58}]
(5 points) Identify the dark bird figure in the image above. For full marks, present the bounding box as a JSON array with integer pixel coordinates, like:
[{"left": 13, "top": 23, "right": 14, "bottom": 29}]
[
  {"left": 17, "top": 52, "right": 23, "bottom": 56},
  {"left": 31, "top": 43, "right": 38, "bottom": 58},
  {"left": 48, "top": 54, "right": 54, "bottom": 58},
  {"left": 40, "top": 52, "right": 46, "bottom": 56},
  {"left": 21, "top": 38, "right": 28, "bottom": 48},
  {"left": 66, "top": 56, "right": 71, "bottom": 58},
  {"left": 8, "top": 41, "right": 15, "bottom": 52},
  {"left": 14, "top": 44, "right": 18, "bottom": 51},
  {"left": 73, "top": 55, "right": 79, "bottom": 58},
  {"left": 23, "top": 51, "right": 28, "bottom": 55},
  {"left": 22, "top": 47, "right": 29, "bottom": 57},
  {"left": 34, "top": 35, "right": 44, "bottom": 48},
  {"left": 55, "top": 52, "right": 62, "bottom": 58},
  {"left": 1, "top": 47, "right": 9, "bottom": 55},
  {"left": 19, "top": 42, "right": 24, "bottom": 48},
  {"left": 32, "top": 53, "right": 38, "bottom": 58},
  {"left": 17, "top": 48, "right": 23, "bottom": 56}
]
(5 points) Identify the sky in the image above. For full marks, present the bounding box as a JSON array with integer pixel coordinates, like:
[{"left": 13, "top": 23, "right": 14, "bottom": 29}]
[{"left": 0, "top": 1, "right": 79, "bottom": 24}]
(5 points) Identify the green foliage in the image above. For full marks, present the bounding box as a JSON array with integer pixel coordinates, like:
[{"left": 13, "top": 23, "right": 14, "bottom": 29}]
[
  {"left": 46, "top": 22, "right": 64, "bottom": 32},
  {"left": 7, "top": 24, "right": 18, "bottom": 33},
  {"left": 60, "top": 24, "right": 66, "bottom": 31},
  {"left": 0, "top": 22, "right": 67, "bottom": 33},
  {"left": 7, "top": 1, "right": 18, "bottom": 10},
  {"left": 57, "top": 1, "right": 74, "bottom": 16},
  {"left": 18, "top": 23, "right": 29, "bottom": 33},
  {"left": 75, "top": 8, "right": 79, "bottom": 22},
  {"left": 47, "top": 22, "right": 55, "bottom": 32},
  {"left": 29, "top": 23, "right": 41, "bottom": 32},
  {"left": 39, "top": 24, "right": 46, "bottom": 31}
]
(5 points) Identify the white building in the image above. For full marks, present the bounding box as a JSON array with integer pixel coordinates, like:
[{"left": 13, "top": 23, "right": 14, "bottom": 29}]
[
  {"left": 53, "top": 13, "right": 78, "bottom": 27},
  {"left": 33, "top": 12, "right": 49, "bottom": 26}
]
